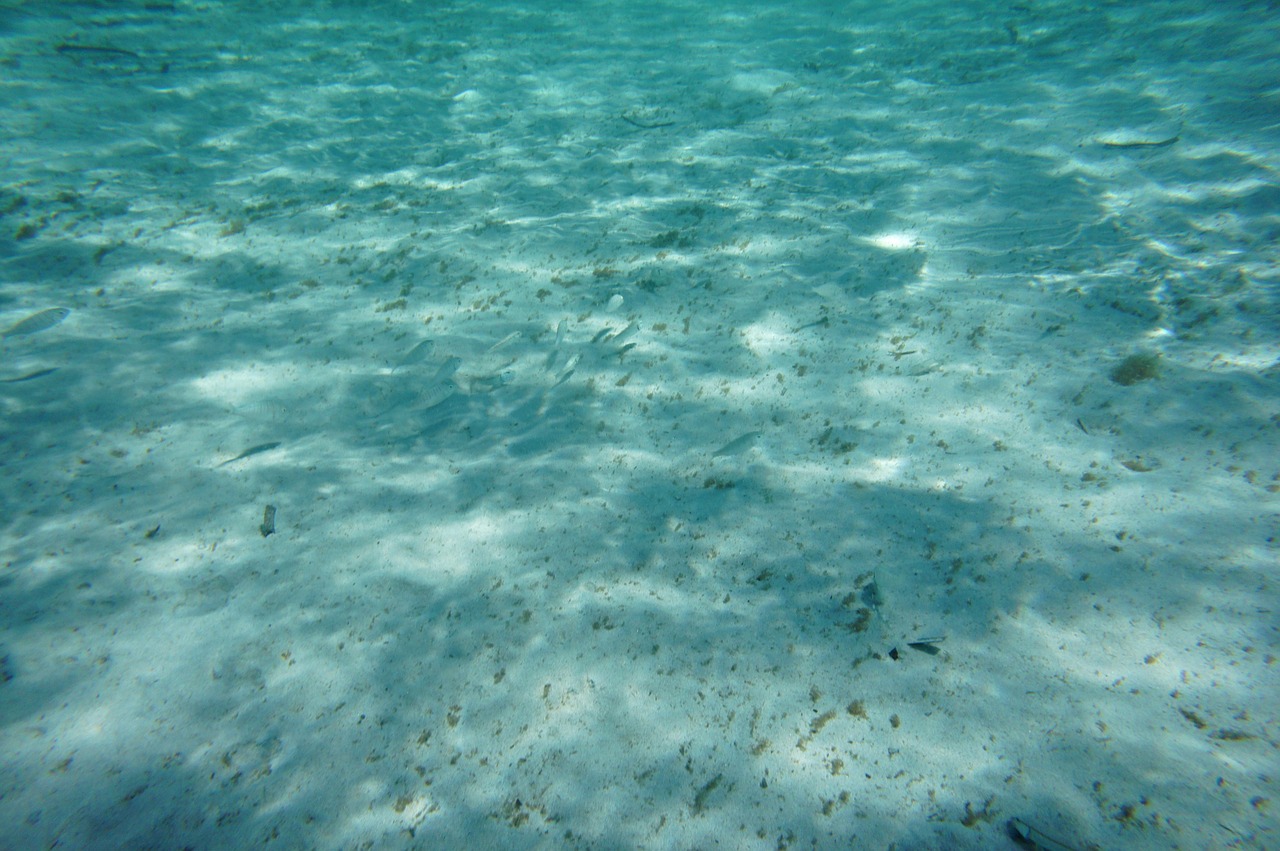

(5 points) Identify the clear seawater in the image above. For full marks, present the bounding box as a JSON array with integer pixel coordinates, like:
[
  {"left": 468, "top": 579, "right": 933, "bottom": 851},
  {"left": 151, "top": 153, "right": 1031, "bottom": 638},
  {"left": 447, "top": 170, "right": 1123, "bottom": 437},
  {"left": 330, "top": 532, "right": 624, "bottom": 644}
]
[{"left": 1, "top": 2, "right": 1277, "bottom": 848}]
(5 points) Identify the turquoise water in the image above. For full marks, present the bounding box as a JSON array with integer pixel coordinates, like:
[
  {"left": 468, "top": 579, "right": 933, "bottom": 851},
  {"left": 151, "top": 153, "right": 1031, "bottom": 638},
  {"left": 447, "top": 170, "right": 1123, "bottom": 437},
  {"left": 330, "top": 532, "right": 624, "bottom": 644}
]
[{"left": 1, "top": 1, "right": 1277, "bottom": 848}]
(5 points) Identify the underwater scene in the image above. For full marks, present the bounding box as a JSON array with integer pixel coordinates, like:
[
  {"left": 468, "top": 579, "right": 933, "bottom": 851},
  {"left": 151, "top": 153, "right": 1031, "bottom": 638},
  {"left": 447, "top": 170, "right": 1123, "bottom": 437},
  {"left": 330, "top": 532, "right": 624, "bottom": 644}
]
[{"left": 1, "top": 1, "right": 1277, "bottom": 848}]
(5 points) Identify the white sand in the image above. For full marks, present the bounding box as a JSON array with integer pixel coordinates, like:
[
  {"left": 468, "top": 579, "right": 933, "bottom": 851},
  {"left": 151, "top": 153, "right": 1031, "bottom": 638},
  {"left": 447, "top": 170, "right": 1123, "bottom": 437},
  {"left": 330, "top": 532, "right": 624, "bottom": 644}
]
[{"left": 1, "top": 1, "right": 1277, "bottom": 849}]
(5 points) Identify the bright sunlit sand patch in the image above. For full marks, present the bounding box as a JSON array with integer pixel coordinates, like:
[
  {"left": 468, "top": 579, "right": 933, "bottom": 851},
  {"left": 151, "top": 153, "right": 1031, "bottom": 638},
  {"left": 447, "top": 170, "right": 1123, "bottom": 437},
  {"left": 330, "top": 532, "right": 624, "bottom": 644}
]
[
  {"left": 740, "top": 315, "right": 799, "bottom": 358},
  {"left": 866, "top": 231, "right": 921, "bottom": 251},
  {"left": 854, "top": 455, "right": 909, "bottom": 483},
  {"left": 188, "top": 364, "right": 301, "bottom": 409}
]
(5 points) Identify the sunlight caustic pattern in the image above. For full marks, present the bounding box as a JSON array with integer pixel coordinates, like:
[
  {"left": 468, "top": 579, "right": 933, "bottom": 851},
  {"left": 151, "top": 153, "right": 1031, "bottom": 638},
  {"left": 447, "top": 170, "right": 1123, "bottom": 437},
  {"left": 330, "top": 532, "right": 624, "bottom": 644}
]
[{"left": 0, "top": 1, "right": 1277, "bottom": 849}]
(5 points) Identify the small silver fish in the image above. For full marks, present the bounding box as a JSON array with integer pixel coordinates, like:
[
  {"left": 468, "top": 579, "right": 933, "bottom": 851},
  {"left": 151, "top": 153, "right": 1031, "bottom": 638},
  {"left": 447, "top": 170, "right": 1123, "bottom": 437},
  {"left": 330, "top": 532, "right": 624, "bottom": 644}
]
[
  {"left": 1007, "top": 818, "right": 1082, "bottom": 851},
  {"left": 0, "top": 367, "right": 59, "bottom": 383},
  {"left": 470, "top": 370, "right": 513, "bottom": 392},
  {"left": 486, "top": 331, "right": 521, "bottom": 353},
  {"left": 712, "top": 431, "right": 762, "bottom": 457},
  {"left": 432, "top": 356, "right": 462, "bottom": 382},
  {"left": 217, "top": 441, "right": 282, "bottom": 467},
  {"left": 2, "top": 307, "right": 70, "bottom": 339},
  {"left": 400, "top": 379, "right": 457, "bottom": 414},
  {"left": 392, "top": 339, "right": 436, "bottom": 372},
  {"left": 607, "top": 321, "right": 638, "bottom": 346}
]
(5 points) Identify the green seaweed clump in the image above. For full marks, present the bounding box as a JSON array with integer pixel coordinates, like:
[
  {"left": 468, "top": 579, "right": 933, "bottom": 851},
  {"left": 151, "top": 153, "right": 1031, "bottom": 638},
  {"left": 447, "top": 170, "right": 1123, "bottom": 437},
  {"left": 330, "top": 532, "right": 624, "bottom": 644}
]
[{"left": 1110, "top": 353, "right": 1160, "bottom": 386}]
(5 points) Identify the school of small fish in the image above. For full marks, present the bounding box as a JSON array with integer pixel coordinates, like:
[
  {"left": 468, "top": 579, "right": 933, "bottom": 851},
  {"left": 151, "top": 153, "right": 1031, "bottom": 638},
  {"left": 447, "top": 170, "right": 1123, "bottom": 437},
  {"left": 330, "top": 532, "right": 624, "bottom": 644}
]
[
  {"left": 211, "top": 312, "right": 761, "bottom": 466},
  {"left": 0, "top": 303, "right": 762, "bottom": 467}
]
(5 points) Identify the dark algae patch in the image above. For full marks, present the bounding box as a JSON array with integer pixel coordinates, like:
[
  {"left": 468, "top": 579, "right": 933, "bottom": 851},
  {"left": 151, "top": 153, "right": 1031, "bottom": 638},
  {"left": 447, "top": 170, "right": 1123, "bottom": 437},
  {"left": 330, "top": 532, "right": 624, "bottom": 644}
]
[
  {"left": 692, "top": 773, "right": 723, "bottom": 815},
  {"left": 259, "top": 505, "right": 276, "bottom": 538},
  {"left": 809, "top": 710, "right": 837, "bottom": 736},
  {"left": 1110, "top": 353, "right": 1160, "bottom": 386}
]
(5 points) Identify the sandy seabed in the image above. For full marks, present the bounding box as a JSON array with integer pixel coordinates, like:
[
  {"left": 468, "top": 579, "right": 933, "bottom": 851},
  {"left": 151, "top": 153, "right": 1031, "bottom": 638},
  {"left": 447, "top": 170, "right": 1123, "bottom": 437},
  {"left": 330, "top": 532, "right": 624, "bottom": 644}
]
[{"left": 1, "top": 1, "right": 1277, "bottom": 849}]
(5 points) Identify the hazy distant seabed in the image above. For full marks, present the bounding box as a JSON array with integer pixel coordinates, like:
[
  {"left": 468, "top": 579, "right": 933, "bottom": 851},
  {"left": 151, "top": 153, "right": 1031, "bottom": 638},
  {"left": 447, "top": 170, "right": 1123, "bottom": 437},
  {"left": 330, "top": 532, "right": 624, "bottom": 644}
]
[{"left": 1, "top": 1, "right": 1277, "bottom": 848}]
